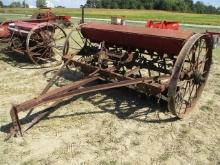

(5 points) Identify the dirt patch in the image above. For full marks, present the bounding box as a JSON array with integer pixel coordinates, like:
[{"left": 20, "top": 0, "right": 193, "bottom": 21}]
[{"left": 0, "top": 43, "right": 220, "bottom": 165}]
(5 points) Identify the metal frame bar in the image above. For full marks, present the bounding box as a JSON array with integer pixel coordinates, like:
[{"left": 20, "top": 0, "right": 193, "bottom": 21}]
[{"left": 8, "top": 58, "right": 170, "bottom": 137}]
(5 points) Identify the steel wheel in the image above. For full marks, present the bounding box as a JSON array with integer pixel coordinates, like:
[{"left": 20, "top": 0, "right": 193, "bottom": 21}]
[
  {"left": 63, "top": 24, "right": 86, "bottom": 57},
  {"left": 26, "top": 23, "right": 67, "bottom": 68},
  {"left": 63, "top": 24, "right": 89, "bottom": 72},
  {"left": 168, "top": 33, "right": 212, "bottom": 118}
]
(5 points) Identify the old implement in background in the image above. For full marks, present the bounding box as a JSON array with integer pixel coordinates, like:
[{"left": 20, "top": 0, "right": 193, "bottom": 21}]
[
  {"left": 146, "top": 20, "right": 180, "bottom": 30},
  {"left": 0, "top": 21, "right": 67, "bottom": 67},
  {"left": 5, "top": 7, "right": 220, "bottom": 138},
  {"left": 0, "top": 21, "right": 12, "bottom": 41},
  {"left": 0, "top": 7, "right": 71, "bottom": 28},
  {"left": 0, "top": 7, "right": 71, "bottom": 67},
  {"left": 30, "top": 7, "right": 71, "bottom": 27}
]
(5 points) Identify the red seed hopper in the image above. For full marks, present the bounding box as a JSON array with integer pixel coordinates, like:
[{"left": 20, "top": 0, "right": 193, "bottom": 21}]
[{"left": 81, "top": 22, "right": 191, "bottom": 55}]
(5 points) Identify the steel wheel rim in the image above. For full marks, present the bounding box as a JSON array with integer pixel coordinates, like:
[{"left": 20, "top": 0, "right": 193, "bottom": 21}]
[
  {"left": 63, "top": 24, "right": 87, "bottom": 71},
  {"left": 63, "top": 24, "right": 86, "bottom": 57},
  {"left": 26, "top": 23, "right": 67, "bottom": 68},
  {"left": 168, "top": 34, "right": 212, "bottom": 118}
]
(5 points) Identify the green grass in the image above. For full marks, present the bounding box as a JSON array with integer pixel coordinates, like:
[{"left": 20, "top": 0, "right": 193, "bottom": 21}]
[
  {"left": 0, "top": 8, "right": 220, "bottom": 25},
  {"left": 213, "top": 46, "right": 220, "bottom": 59}
]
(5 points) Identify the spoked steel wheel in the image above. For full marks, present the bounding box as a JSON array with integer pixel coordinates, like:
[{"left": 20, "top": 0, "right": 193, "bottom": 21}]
[
  {"left": 168, "top": 34, "right": 212, "bottom": 118},
  {"left": 63, "top": 24, "right": 86, "bottom": 57},
  {"left": 62, "top": 24, "right": 89, "bottom": 72},
  {"left": 40, "top": 24, "right": 87, "bottom": 95},
  {"left": 26, "top": 23, "right": 67, "bottom": 68}
]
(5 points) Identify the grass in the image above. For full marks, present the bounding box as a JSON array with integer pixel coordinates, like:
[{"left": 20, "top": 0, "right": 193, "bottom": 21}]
[
  {"left": 0, "top": 8, "right": 220, "bottom": 25},
  {"left": 214, "top": 46, "right": 220, "bottom": 58}
]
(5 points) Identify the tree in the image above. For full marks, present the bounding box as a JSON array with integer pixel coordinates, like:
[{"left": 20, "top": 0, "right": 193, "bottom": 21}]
[
  {"left": 95, "top": 0, "right": 102, "bottom": 8},
  {"left": 111, "top": 2, "right": 119, "bottom": 9},
  {"left": 22, "top": 1, "right": 29, "bottom": 8},
  {"left": 128, "top": 0, "right": 139, "bottom": 9},
  {"left": 193, "top": 1, "right": 206, "bottom": 13},
  {"left": 55, "top": 6, "right": 65, "bottom": 8},
  {"left": 0, "top": 1, "right": 3, "bottom": 7},
  {"left": 85, "top": 0, "right": 100, "bottom": 8},
  {"left": 10, "top": 1, "right": 22, "bottom": 8},
  {"left": 184, "top": 0, "right": 193, "bottom": 11},
  {"left": 84, "top": 0, "right": 220, "bottom": 14},
  {"left": 143, "top": 0, "right": 154, "bottom": 9},
  {"left": 207, "top": 5, "right": 218, "bottom": 14},
  {"left": 36, "top": 0, "right": 47, "bottom": 8},
  {"left": 101, "top": 0, "right": 111, "bottom": 8}
]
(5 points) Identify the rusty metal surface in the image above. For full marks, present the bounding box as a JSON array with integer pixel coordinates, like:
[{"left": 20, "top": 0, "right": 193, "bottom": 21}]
[
  {"left": 0, "top": 9, "right": 70, "bottom": 40},
  {"left": 0, "top": 24, "right": 11, "bottom": 38},
  {"left": 4, "top": 8, "right": 214, "bottom": 138},
  {"left": 1, "top": 22, "right": 66, "bottom": 68},
  {"left": 9, "top": 22, "right": 40, "bottom": 31},
  {"left": 6, "top": 32, "right": 213, "bottom": 139},
  {"left": 7, "top": 58, "right": 169, "bottom": 138},
  {"left": 168, "top": 33, "right": 213, "bottom": 118},
  {"left": 81, "top": 23, "right": 194, "bottom": 55}
]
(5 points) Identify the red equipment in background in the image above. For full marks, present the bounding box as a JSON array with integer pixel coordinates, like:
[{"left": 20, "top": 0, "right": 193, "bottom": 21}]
[
  {"left": 0, "top": 7, "right": 71, "bottom": 39},
  {"left": 30, "top": 7, "right": 71, "bottom": 26},
  {"left": 0, "top": 23, "right": 11, "bottom": 39},
  {"left": 0, "top": 8, "right": 70, "bottom": 67},
  {"left": 146, "top": 20, "right": 180, "bottom": 30},
  {"left": 0, "top": 20, "right": 67, "bottom": 68}
]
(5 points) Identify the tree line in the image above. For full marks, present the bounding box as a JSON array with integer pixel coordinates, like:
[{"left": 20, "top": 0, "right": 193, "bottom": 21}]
[
  {"left": 0, "top": 0, "right": 47, "bottom": 8},
  {"left": 0, "top": 0, "right": 29, "bottom": 8},
  {"left": 0, "top": 0, "right": 60, "bottom": 8},
  {"left": 0, "top": 0, "right": 219, "bottom": 14},
  {"left": 85, "top": 0, "right": 220, "bottom": 14}
]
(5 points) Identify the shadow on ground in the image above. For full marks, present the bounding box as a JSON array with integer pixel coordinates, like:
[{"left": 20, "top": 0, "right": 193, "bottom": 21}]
[
  {"left": 0, "top": 62, "right": 179, "bottom": 136},
  {"left": 0, "top": 46, "right": 41, "bottom": 69}
]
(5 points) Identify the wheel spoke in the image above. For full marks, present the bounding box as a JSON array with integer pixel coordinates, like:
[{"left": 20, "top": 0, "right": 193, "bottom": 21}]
[
  {"left": 31, "top": 47, "right": 45, "bottom": 55},
  {"left": 68, "top": 46, "right": 82, "bottom": 51},
  {"left": 168, "top": 34, "right": 212, "bottom": 118},
  {"left": 29, "top": 44, "right": 45, "bottom": 52},
  {"left": 176, "top": 80, "right": 190, "bottom": 114},
  {"left": 70, "top": 36, "right": 83, "bottom": 48},
  {"left": 63, "top": 27, "right": 86, "bottom": 58},
  {"left": 27, "top": 24, "right": 66, "bottom": 66},
  {"left": 53, "top": 47, "right": 63, "bottom": 57},
  {"left": 77, "top": 30, "right": 85, "bottom": 44}
]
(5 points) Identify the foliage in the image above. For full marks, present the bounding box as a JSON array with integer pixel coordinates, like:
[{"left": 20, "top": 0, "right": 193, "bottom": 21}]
[
  {"left": 0, "top": 1, "right": 3, "bottom": 7},
  {"left": 36, "top": 0, "right": 47, "bottom": 8},
  {"left": 9, "top": 1, "right": 22, "bottom": 8},
  {"left": 85, "top": 0, "right": 220, "bottom": 14},
  {"left": 3, "top": 0, "right": 28, "bottom": 8},
  {"left": 22, "top": 1, "right": 29, "bottom": 8},
  {"left": 55, "top": 6, "right": 65, "bottom": 8}
]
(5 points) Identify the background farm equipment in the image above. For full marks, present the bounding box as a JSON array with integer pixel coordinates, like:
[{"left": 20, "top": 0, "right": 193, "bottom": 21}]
[
  {"left": 0, "top": 8, "right": 71, "bottom": 67},
  {"left": 0, "top": 21, "right": 67, "bottom": 67},
  {"left": 5, "top": 7, "right": 220, "bottom": 138},
  {"left": 0, "top": 21, "right": 12, "bottom": 42},
  {"left": 30, "top": 7, "right": 72, "bottom": 27},
  {"left": 0, "top": 7, "right": 72, "bottom": 27},
  {"left": 146, "top": 20, "right": 180, "bottom": 30},
  {"left": 111, "top": 16, "right": 125, "bottom": 25}
]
